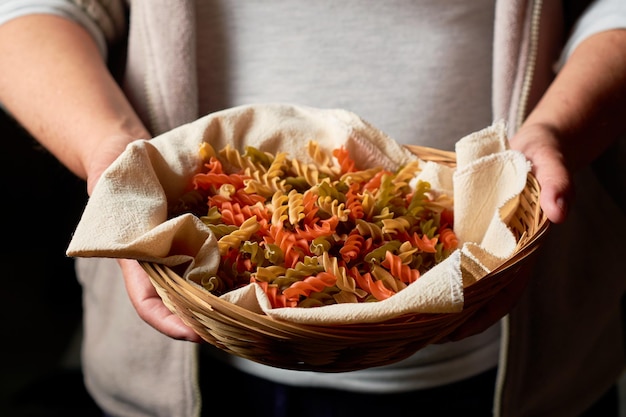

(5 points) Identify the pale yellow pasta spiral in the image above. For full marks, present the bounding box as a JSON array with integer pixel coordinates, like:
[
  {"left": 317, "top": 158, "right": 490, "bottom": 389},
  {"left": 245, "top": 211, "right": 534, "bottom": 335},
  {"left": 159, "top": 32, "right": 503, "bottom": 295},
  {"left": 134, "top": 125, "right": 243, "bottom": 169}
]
[
  {"left": 307, "top": 141, "right": 340, "bottom": 177},
  {"left": 320, "top": 252, "right": 367, "bottom": 299},
  {"left": 199, "top": 142, "right": 217, "bottom": 162},
  {"left": 244, "top": 169, "right": 288, "bottom": 197},
  {"left": 219, "top": 144, "right": 266, "bottom": 173},
  {"left": 287, "top": 189, "right": 306, "bottom": 225},
  {"left": 340, "top": 166, "right": 382, "bottom": 185},
  {"left": 289, "top": 158, "right": 321, "bottom": 186},
  {"left": 360, "top": 191, "right": 376, "bottom": 219},
  {"left": 317, "top": 195, "right": 350, "bottom": 222},
  {"left": 217, "top": 216, "right": 261, "bottom": 256},
  {"left": 270, "top": 190, "right": 289, "bottom": 226},
  {"left": 397, "top": 241, "right": 418, "bottom": 264},
  {"left": 381, "top": 216, "right": 412, "bottom": 236},
  {"left": 393, "top": 160, "right": 421, "bottom": 186}
]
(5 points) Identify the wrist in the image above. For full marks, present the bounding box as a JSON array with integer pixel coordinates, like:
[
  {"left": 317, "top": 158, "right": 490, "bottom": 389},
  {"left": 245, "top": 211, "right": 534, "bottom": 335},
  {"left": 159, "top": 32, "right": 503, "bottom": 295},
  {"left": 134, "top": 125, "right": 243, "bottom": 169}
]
[{"left": 84, "top": 131, "right": 150, "bottom": 195}]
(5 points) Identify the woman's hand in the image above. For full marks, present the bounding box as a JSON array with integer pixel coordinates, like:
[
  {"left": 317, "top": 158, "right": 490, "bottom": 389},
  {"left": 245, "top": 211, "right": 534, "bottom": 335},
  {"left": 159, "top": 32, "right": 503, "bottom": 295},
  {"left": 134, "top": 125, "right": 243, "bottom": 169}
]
[
  {"left": 85, "top": 133, "right": 203, "bottom": 343},
  {"left": 509, "top": 124, "right": 573, "bottom": 224},
  {"left": 87, "top": 134, "right": 204, "bottom": 342},
  {"left": 118, "top": 259, "right": 203, "bottom": 342},
  {"left": 448, "top": 29, "right": 626, "bottom": 338},
  {"left": 510, "top": 29, "right": 626, "bottom": 224}
]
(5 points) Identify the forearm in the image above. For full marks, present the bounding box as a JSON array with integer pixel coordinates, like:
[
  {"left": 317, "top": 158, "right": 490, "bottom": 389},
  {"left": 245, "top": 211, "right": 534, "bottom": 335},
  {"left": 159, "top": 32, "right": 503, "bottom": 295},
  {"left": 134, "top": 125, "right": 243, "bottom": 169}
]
[
  {"left": 513, "top": 29, "right": 626, "bottom": 171},
  {"left": 0, "top": 14, "right": 149, "bottom": 181}
]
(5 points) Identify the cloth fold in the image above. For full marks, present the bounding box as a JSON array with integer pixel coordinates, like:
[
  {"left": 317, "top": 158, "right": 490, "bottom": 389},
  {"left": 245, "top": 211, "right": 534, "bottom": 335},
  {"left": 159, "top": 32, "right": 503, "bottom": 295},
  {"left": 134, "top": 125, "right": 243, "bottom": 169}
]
[{"left": 67, "top": 103, "right": 530, "bottom": 325}]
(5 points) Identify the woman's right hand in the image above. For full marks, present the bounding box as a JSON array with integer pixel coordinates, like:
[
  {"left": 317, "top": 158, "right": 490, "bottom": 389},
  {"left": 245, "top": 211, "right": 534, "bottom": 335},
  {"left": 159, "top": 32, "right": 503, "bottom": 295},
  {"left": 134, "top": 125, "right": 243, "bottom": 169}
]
[
  {"left": 118, "top": 258, "right": 204, "bottom": 342},
  {"left": 86, "top": 134, "right": 203, "bottom": 343}
]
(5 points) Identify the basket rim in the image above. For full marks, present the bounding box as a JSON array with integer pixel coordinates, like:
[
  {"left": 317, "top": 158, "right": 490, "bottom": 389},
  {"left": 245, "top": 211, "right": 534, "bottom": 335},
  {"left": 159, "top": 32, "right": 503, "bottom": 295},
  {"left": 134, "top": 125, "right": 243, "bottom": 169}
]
[{"left": 143, "top": 260, "right": 476, "bottom": 339}]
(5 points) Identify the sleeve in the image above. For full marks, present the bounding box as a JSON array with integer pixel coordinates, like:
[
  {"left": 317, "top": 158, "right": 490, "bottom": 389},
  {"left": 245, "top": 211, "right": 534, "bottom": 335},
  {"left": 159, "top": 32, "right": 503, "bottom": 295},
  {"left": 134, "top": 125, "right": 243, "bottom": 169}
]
[
  {"left": 557, "top": 0, "right": 626, "bottom": 68},
  {"left": 0, "top": 0, "right": 127, "bottom": 59}
]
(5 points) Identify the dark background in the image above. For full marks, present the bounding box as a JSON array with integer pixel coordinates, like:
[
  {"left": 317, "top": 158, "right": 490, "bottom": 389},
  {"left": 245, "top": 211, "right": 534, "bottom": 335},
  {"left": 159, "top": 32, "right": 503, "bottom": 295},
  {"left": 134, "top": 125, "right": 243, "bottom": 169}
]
[{"left": 0, "top": 109, "right": 101, "bottom": 416}]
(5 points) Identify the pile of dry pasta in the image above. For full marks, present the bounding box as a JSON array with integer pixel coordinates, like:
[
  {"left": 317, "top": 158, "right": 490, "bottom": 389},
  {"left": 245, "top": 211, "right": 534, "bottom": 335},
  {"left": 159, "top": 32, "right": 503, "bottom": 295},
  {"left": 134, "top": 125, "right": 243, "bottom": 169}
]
[{"left": 170, "top": 141, "right": 459, "bottom": 308}]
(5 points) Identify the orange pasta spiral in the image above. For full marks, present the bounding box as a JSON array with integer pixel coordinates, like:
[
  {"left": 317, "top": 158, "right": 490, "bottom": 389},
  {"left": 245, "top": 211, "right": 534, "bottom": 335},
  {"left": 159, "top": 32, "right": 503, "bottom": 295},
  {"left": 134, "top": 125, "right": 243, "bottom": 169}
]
[
  {"left": 381, "top": 251, "right": 420, "bottom": 284},
  {"left": 339, "top": 231, "right": 365, "bottom": 263},
  {"left": 282, "top": 271, "right": 337, "bottom": 301}
]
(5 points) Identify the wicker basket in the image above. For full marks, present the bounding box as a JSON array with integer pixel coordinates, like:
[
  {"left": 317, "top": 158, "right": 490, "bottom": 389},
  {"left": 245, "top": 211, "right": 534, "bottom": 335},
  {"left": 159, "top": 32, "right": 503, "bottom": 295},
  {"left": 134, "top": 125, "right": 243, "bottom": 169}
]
[{"left": 140, "top": 144, "right": 550, "bottom": 372}]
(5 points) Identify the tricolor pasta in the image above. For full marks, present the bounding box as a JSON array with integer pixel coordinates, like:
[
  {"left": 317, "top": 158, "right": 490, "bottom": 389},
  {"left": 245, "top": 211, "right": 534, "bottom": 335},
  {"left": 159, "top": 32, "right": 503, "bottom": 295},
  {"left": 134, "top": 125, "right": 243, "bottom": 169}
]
[{"left": 170, "top": 141, "right": 459, "bottom": 308}]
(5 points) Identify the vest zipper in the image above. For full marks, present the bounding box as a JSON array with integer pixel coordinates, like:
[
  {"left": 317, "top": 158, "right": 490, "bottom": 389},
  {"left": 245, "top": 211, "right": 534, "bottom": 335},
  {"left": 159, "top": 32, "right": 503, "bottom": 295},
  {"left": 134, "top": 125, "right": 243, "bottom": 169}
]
[
  {"left": 515, "top": 0, "right": 543, "bottom": 130},
  {"left": 191, "top": 344, "right": 202, "bottom": 417},
  {"left": 494, "top": 2, "right": 543, "bottom": 417}
]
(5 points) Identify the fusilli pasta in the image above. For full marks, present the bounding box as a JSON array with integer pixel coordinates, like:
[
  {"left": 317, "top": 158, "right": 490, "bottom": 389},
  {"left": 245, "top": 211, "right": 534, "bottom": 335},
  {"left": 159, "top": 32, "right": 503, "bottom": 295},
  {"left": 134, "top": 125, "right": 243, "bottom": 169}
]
[{"left": 171, "top": 140, "right": 458, "bottom": 308}]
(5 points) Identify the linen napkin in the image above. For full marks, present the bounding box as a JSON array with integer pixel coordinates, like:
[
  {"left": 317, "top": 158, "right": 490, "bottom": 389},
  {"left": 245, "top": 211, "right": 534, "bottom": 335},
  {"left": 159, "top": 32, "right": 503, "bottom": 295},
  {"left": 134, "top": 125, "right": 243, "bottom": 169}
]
[{"left": 66, "top": 103, "right": 529, "bottom": 324}]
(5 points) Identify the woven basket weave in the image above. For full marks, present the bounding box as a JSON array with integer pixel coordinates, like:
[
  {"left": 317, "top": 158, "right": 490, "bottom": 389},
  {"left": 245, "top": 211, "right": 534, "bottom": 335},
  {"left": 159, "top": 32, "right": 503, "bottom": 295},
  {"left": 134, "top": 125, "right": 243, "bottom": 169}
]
[{"left": 140, "top": 144, "right": 550, "bottom": 372}]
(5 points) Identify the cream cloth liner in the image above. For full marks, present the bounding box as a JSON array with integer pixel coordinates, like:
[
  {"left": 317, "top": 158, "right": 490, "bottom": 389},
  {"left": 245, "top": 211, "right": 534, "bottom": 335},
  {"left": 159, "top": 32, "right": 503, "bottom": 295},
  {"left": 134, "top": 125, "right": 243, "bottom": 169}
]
[{"left": 67, "top": 103, "right": 530, "bottom": 325}]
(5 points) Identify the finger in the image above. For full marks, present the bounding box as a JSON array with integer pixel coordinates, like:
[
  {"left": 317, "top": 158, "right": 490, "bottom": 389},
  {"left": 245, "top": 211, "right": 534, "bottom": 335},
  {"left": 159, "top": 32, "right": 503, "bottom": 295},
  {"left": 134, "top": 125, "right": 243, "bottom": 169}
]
[
  {"left": 528, "top": 148, "right": 574, "bottom": 224},
  {"left": 509, "top": 126, "right": 574, "bottom": 224},
  {"left": 118, "top": 259, "right": 203, "bottom": 343}
]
